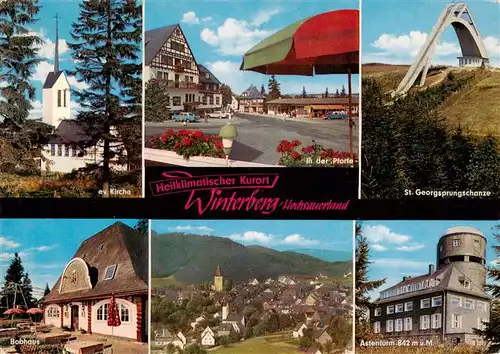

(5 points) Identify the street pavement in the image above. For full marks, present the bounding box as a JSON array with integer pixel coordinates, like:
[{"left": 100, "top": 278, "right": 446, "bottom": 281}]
[{"left": 145, "top": 113, "right": 359, "bottom": 165}]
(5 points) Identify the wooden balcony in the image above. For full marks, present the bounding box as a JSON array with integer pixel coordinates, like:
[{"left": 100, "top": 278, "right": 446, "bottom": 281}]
[{"left": 165, "top": 80, "right": 199, "bottom": 90}]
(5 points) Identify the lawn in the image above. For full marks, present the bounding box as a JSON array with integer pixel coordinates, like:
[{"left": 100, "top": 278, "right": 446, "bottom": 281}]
[
  {"left": 357, "top": 346, "right": 485, "bottom": 354},
  {"left": 364, "top": 64, "right": 500, "bottom": 138},
  {"left": 0, "top": 172, "right": 140, "bottom": 198},
  {"left": 320, "top": 276, "right": 353, "bottom": 285},
  {"left": 152, "top": 276, "right": 182, "bottom": 288},
  {"left": 210, "top": 333, "right": 302, "bottom": 354}
]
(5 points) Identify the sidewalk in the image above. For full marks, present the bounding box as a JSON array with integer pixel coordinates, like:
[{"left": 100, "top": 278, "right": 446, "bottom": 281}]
[{"left": 237, "top": 112, "right": 356, "bottom": 124}]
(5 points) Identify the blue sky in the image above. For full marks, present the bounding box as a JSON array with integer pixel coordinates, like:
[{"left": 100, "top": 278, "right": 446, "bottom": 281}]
[
  {"left": 152, "top": 219, "right": 353, "bottom": 252},
  {"left": 361, "top": 220, "right": 499, "bottom": 300},
  {"left": 0, "top": 219, "right": 139, "bottom": 299},
  {"left": 362, "top": 0, "right": 500, "bottom": 66},
  {"left": 145, "top": 0, "right": 359, "bottom": 95},
  {"left": 26, "top": 0, "right": 89, "bottom": 119}
]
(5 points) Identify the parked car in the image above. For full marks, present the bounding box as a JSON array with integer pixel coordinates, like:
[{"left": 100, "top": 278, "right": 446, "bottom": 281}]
[
  {"left": 173, "top": 112, "right": 200, "bottom": 122},
  {"left": 207, "top": 111, "right": 229, "bottom": 119},
  {"left": 326, "top": 112, "right": 349, "bottom": 120}
]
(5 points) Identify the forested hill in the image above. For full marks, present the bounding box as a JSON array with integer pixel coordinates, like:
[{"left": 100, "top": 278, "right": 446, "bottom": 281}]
[{"left": 151, "top": 232, "right": 351, "bottom": 284}]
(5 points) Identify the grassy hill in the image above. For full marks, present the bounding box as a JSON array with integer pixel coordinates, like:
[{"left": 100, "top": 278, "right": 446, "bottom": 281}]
[
  {"left": 363, "top": 63, "right": 500, "bottom": 137},
  {"left": 151, "top": 232, "right": 351, "bottom": 284},
  {"left": 291, "top": 248, "right": 352, "bottom": 262}
]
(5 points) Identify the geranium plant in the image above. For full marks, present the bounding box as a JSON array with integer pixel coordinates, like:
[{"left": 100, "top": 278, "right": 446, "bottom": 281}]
[
  {"left": 147, "top": 129, "right": 226, "bottom": 159},
  {"left": 277, "top": 139, "right": 358, "bottom": 167}
]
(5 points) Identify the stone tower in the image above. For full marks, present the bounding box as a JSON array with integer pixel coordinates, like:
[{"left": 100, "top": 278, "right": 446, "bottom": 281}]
[
  {"left": 43, "top": 13, "right": 71, "bottom": 127},
  {"left": 437, "top": 226, "right": 487, "bottom": 290},
  {"left": 213, "top": 264, "right": 223, "bottom": 292}
]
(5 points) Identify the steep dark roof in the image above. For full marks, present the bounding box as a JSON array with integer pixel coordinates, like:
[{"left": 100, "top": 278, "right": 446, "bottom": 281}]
[
  {"left": 145, "top": 25, "right": 178, "bottom": 65},
  {"left": 48, "top": 120, "right": 101, "bottom": 145},
  {"left": 240, "top": 85, "right": 264, "bottom": 99},
  {"left": 43, "top": 71, "right": 64, "bottom": 89},
  {"left": 43, "top": 222, "right": 148, "bottom": 303},
  {"left": 198, "top": 64, "right": 221, "bottom": 85}
]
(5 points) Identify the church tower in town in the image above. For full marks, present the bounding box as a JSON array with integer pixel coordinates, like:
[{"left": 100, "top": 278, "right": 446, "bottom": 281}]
[
  {"left": 43, "top": 13, "right": 71, "bottom": 127},
  {"left": 213, "top": 264, "right": 224, "bottom": 292}
]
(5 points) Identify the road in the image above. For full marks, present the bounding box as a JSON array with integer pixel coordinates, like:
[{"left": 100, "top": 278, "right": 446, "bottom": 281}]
[{"left": 145, "top": 113, "right": 359, "bottom": 165}]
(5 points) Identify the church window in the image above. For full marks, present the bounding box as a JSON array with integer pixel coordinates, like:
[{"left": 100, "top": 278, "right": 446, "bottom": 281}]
[
  {"left": 97, "top": 303, "right": 109, "bottom": 321},
  {"left": 65, "top": 145, "right": 70, "bottom": 157},
  {"left": 57, "top": 90, "right": 62, "bottom": 107},
  {"left": 104, "top": 264, "right": 117, "bottom": 280},
  {"left": 57, "top": 145, "right": 62, "bottom": 156},
  {"left": 119, "top": 303, "right": 130, "bottom": 322},
  {"left": 51, "top": 145, "right": 56, "bottom": 156},
  {"left": 72, "top": 145, "right": 77, "bottom": 157}
]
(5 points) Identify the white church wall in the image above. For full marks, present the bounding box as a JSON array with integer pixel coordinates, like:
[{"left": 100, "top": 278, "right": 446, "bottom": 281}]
[
  {"left": 92, "top": 299, "right": 137, "bottom": 340},
  {"left": 43, "top": 74, "right": 71, "bottom": 127}
]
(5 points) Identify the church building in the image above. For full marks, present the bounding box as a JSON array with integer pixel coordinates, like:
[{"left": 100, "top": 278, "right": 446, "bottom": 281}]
[
  {"left": 40, "top": 15, "right": 125, "bottom": 174},
  {"left": 42, "top": 222, "right": 149, "bottom": 342},
  {"left": 213, "top": 264, "right": 223, "bottom": 292}
]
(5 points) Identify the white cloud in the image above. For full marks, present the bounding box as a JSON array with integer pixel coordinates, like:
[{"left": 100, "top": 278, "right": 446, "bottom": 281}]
[
  {"left": 229, "top": 231, "right": 274, "bottom": 244},
  {"left": 205, "top": 60, "right": 248, "bottom": 93},
  {"left": 364, "top": 225, "right": 411, "bottom": 244},
  {"left": 28, "top": 99, "right": 80, "bottom": 119},
  {"left": 396, "top": 244, "right": 425, "bottom": 252},
  {"left": 251, "top": 8, "right": 281, "bottom": 26},
  {"left": 37, "top": 38, "right": 69, "bottom": 59},
  {"left": 282, "top": 234, "right": 319, "bottom": 246},
  {"left": 169, "top": 225, "right": 214, "bottom": 232},
  {"left": 67, "top": 75, "right": 88, "bottom": 90},
  {"left": 202, "top": 17, "right": 213, "bottom": 24},
  {"left": 371, "top": 31, "right": 460, "bottom": 58},
  {"left": 371, "top": 244, "right": 388, "bottom": 251},
  {"left": 201, "top": 18, "right": 273, "bottom": 55},
  {"left": 0, "top": 237, "right": 21, "bottom": 249},
  {"left": 182, "top": 11, "right": 200, "bottom": 25},
  {"left": 25, "top": 245, "right": 57, "bottom": 252}
]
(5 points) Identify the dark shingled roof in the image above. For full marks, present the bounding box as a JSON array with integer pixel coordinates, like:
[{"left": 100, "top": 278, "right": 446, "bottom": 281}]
[
  {"left": 198, "top": 64, "right": 221, "bottom": 85},
  {"left": 43, "top": 71, "right": 65, "bottom": 89},
  {"left": 43, "top": 222, "right": 148, "bottom": 303},
  {"left": 240, "top": 85, "right": 264, "bottom": 99},
  {"left": 145, "top": 25, "right": 178, "bottom": 65},
  {"left": 48, "top": 120, "right": 100, "bottom": 145}
]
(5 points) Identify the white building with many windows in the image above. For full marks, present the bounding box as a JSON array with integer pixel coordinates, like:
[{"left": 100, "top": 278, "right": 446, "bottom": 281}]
[
  {"left": 42, "top": 222, "right": 148, "bottom": 342},
  {"left": 144, "top": 24, "right": 223, "bottom": 113},
  {"left": 371, "top": 227, "right": 490, "bottom": 346}
]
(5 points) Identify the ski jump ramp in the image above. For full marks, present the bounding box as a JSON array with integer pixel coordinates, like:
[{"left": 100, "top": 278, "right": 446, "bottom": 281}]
[{"left": 393, "top": 2, "right": 489, "bottom": 98}]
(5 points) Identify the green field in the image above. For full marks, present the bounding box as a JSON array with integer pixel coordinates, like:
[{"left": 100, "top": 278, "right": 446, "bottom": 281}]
[
  {"left": 363, "top": 64, "right": 500, "bottom": 137},
  {"left": 210, "top": 333, "right": 301, "bottom": 354},
  {"left": 320, "top": 276, "right": 353, "bottom": 285},
  {"left": 152, "top": 276, "right": 182, "bottom": 288}
]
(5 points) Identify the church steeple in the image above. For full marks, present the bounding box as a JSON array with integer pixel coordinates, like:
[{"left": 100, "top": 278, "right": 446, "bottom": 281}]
[
  {"left": 215, "top": 264, "right": 221, "bottom": 276},
  {"left": 54, "top": 13, "right": 60, "bottom": 72}
]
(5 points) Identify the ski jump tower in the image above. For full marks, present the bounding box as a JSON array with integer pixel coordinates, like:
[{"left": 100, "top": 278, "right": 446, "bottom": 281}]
[{"left": 393, "top": 2, "right": 489, "bottom": 98}]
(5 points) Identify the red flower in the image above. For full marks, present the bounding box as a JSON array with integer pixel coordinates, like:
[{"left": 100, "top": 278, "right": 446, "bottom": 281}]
[
  {"left": 320, "top": 151, "right": 328, "bottom": 159},
  {"left": 181, "top": 138, "right": 193, "bottom": 147},
  {"left": 192, "top": 130, "right": 203, "bottom": 139},
  {"left": 291, "top": 151, "right": 300, "bottom": 160},
  {"left": 215, "top": 139, "right": 223, "bottom": 149},
  {"left": 204, "top": 136, "right": 211, "bottom": 142},
  {"left": 178, "top": 129, "right": 188, "bottom": 136},
  {"left": 291, "top": 140, "right": 301, "bottom": 147},
  {"left": 302, "top": 145, "right": 314, "bottom": 153},
  {"left": 160, "top": 134, "right": 168, "bottom": 143},
  {"left": 174, "top": 142, "right": 180, "bottom": 148},
  {"left": 165, "top": 128, "right": 175, "bottom": 136}
]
